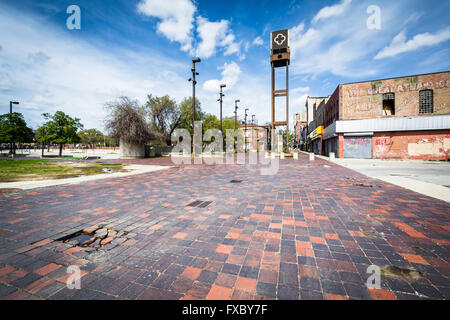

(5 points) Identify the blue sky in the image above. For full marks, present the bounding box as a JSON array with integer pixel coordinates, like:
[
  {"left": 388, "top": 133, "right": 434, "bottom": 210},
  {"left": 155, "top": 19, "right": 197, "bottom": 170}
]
[{"left": 1, "top": 0, "right": 449, "bottom": 131}]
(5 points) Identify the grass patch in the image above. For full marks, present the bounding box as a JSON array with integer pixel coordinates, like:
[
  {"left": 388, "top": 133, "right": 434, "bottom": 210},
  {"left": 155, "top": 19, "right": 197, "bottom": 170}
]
[{"left": 0, "top": 159, "right": 127, "bottom": 182}]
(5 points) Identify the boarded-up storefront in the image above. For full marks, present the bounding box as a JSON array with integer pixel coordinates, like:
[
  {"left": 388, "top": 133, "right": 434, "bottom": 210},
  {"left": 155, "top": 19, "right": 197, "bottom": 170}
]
[{"left": 344, "top": 136, "right": 372, "bottom": 158}]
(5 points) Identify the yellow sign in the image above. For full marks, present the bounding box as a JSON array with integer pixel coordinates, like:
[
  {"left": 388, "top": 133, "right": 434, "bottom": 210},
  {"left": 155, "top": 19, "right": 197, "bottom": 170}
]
[{"left": 309, "top": 126, "right": 323, "bottom": 140}]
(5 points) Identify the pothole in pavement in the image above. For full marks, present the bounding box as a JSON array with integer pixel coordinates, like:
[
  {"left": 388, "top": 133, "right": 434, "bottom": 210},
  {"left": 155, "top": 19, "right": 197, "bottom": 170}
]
[
  {"left": 56, "top": 226, "right": 129, "bottom": 251},
  {"left": 343, "top": 177, "right": 375, "bottom": 188},
  {"left": 381, "top": 265, "right": 424, "bottom": 280},
  {"left": 230, "top": 180, "right": 243, "bottom": 183},
  {"left": 353, "top": 182, "right": 373, "bottom": 187}
]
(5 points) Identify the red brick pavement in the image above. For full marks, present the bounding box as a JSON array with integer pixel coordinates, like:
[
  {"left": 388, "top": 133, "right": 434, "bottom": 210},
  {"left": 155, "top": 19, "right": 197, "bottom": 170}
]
[{"left": 0, "top": 154, "right": 449, "bottom": 300}]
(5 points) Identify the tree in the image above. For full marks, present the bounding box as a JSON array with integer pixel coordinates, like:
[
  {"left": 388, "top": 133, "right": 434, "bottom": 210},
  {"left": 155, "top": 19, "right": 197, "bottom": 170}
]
[
  {"left": 145, "top": 94, "right": 180, "bottom": 145},
  {"left": 38, "top": 111, "right": 83, "bottom": 157},
  {"left": 36, "top": 125, "right": 51, "bottom": 157},
  {"left": 78, "top": 129, "right": 104, "bottom": 148},
  {"left": 279, "top": 129, "right": 295, "bottom": 151},
  {"left": 105, "top": 96, "right": 153, "bottom": 145},
  {"left": 222, "top": 117, "right": 239, "bottom": 143},
  {"left": 176, "top": 97, "right": 203, "bottom": 135},
  {"left": 0, "top": 112, "right": 34, "bottom": 154},
  {"left": 202, "top": 113, "right": 220, "bottom": 133}
]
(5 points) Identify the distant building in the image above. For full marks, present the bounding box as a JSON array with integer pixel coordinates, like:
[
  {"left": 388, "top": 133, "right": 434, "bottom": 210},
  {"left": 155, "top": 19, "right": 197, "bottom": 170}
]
[
  {"left": 305, "top": 96, "right": 329, "bottom": 152},
  {"left": 316, "top": 71, "right": 450, "bottom": 159},
  {"left": 293, "top": 110, "right": 307, "bottom": 148},
  {"left": 239, "top": 124, "right": 270, "bottom": 152}
]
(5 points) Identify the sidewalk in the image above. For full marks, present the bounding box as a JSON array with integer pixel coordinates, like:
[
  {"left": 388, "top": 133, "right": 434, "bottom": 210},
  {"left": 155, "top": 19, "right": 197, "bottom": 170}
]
[{"left": 308, "top": 153, "right": 450, "bottom": 203}]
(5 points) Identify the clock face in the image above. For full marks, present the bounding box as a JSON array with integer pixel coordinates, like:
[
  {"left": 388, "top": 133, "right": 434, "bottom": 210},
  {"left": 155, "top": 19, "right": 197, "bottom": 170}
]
[
  {"left": 274, "top": 33, "right": 286, "bottom": 46},
  {"left": 271, "top": 29, "right": 289, "bottom": 50}
]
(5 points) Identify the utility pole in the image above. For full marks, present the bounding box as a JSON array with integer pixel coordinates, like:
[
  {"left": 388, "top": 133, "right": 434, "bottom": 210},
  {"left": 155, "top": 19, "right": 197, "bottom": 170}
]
[
  {"left": 244, "top": 108, "right": 249, "bottom": 152},
  {"left": 9, "top": 101, "right": 19, "bottom": 155},
  {"left": 234, "top": 100, "right": 240, "bottom": 130},
  {"left": 251, "top": 114, "right": 255, "bottom": 151},
  {"left": 218, "top": 84, "right": 226, "bottom": 133},
  {"left": 188, "top": 58, "right": 200, "bottom": 155}
]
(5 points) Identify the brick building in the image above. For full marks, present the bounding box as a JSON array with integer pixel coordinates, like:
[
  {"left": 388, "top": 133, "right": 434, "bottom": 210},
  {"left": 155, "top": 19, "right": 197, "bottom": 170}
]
[
  {"left": 305, "top": 96, "right": 328, "bottom": 152},
  {"left": 317, "top": 71, "right": 450, "bottom": 160},
  {"left": 293, "top": 110, "right": 307, "bottom": 148},
  {"left": 239, "top": 124, "right": 270, "bottom": 152}
]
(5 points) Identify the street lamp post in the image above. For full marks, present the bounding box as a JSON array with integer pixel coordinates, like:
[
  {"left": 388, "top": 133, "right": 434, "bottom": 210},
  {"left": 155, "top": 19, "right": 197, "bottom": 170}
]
[
  {"left": 188, "top": 58, "right": 201, "bottom": 155},
  {"left": 251, "top": 114, "right": 255, "bottom": 151},
  {"left": 9, "top": 101, "right": 19, "bottom": 155},
  {"left": 244, "top": 108, "right": 249, "bottom": 152},
  {"left": 234, "top": 100, "right": 240, "bottom": 130},
  {"left": 218, "top": 84, "right": 226, "bottom": 133}
]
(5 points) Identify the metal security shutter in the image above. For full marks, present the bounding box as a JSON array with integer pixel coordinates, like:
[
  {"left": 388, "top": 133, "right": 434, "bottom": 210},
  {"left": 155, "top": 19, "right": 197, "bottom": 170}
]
[{"left": 344, "top": 136, "right": 372, "bottom": 158}]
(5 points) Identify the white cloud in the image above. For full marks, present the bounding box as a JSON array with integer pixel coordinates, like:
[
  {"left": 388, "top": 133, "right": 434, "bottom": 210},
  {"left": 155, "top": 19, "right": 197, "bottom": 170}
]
[
  {"left": 291, "top": 94, "right": 309, "bottom": 113},
  {"left": 195, "top": 17, "right": 243, "bottom": 59},
  {"left": 375, "top": 26, "right": 450, "bottom": 59},
  {"left": 312, "top": 0, "right": 352, "bottom": 23},
  {"left": 0, "top": 5, "right": 188, "bottom": 130},
  {"left": 199, "top": 69, "right": 272, "bottom": 126},
  {"left": 292, "top": 86, "right": 310, "bottom": 94},
  {"left": 137, "top": 1, "right": 244, "bottom": 60},
  {"left": 252, "top": 36, "right": 263, "bottom": 46},
  {"left": 288, "top": 0, "right": 406, "bottom": 77},
  {"left": 137, "top": 0, "right": 196, "bottom": 52},
  {"left": 203, "top": 62, "right": 241, "bottom": 92}
]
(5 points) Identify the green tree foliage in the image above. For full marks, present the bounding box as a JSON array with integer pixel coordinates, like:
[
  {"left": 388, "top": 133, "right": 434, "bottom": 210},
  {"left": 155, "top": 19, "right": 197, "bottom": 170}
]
[
  {"left": 105, "top": 96, "right": 153, "bottom": 146},
  {"left": 36, "top": 125, "right": 51, "bottom": 157},
  {"left": 37, "top": 111, "right": 83, "bottom": 156},
  {"left": 145, "top": 94, "right": 180, "bottom": 145},
  {"left": 201, "top": 113, "right": 220, "bottom": 133},
  {"left": 177, "top": 97, "right": 203, "bottom": 135},
  {"left": 221, "top": 117, "right": 241, "bottom": 144},
  {"left": 78, "top": 128, "right": 104, "bottom": 148},
  {"left": 0, "top": 112, "right": 34, "bottom": 154},
  {"left": 279, "top": 129, "right": 295, "bottom": 151}
]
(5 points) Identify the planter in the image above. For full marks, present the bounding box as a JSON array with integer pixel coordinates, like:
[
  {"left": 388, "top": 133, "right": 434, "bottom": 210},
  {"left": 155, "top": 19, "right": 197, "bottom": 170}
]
[{"left": 119, "top": 139, "right": 145, "bottom": 159}]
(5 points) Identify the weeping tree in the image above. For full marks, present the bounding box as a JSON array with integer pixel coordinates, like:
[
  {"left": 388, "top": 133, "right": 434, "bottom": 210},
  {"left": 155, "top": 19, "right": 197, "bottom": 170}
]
[
  {"left": 145, "top": 94, "right": 180, "bottom": 145},
  {"left": 105, "top": 97, "right": 153, "bottom": 158}
]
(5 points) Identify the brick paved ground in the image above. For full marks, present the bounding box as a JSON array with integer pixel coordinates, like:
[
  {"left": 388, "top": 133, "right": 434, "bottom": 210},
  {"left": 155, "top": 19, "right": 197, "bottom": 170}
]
[{"left": 0, "top": 154, "right": 449, "bottom": 300}]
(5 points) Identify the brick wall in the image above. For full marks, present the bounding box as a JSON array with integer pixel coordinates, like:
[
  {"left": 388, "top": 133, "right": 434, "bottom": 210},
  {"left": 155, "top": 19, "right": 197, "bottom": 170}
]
[
  {"left": 340, "top": 71, "right": 450, "bottom": 120},
  {"left": 373, "top": 130, "right": 450, "bottom": 160},
  {"left": 325, "top": 86, "right": 339, "bottom": 127}
]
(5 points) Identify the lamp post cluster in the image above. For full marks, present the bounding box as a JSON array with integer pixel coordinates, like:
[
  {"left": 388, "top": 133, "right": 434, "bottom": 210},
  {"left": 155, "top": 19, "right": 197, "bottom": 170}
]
[{"left": 187, "top": 59, "right": 256, "bottom": 153}]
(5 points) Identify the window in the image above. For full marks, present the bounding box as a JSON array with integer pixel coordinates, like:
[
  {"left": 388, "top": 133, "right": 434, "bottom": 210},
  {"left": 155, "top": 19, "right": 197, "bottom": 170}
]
[
  {"left": 419, "top": 90, "right": 433, "bottom": 114},
  {"left": 382, "top": 93, "right": 395, "bottom": 116}
]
